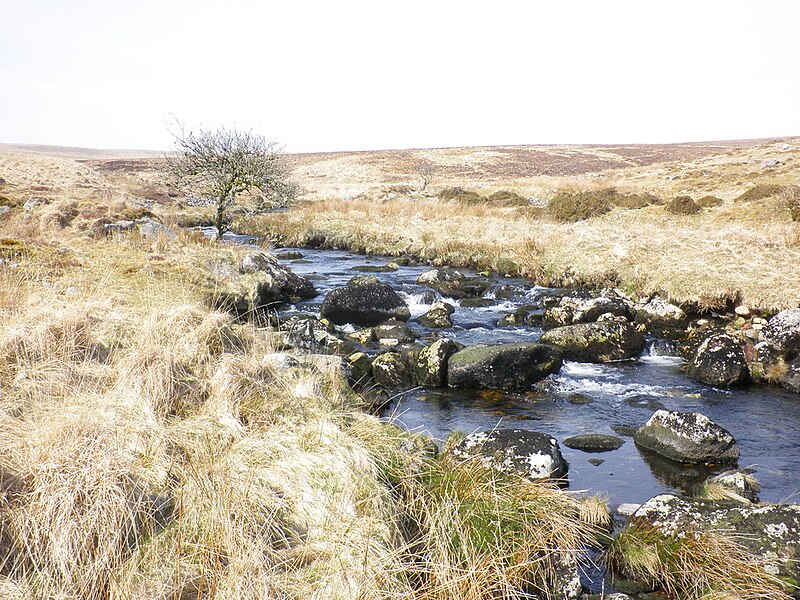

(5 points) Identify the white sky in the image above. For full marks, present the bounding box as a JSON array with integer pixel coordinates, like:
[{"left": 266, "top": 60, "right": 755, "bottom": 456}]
[{"left": 1, "top": 0, "right": 799, "bottom": 153}]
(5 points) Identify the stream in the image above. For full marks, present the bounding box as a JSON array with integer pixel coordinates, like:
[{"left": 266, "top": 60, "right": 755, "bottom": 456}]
[{"left": 272, "top": 246, "right": 800, "bottom": 509}]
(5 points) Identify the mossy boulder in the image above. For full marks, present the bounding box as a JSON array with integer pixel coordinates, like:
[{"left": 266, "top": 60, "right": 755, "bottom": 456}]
[
  {"left": 411, "top": 339, "right": 461, "bottom": 387},
  {"left": 371, "top": 352, "right": 411, "bottom": 388},
  {"left": 634, "top": 410, "right": 739, "bottom": 465},
  {"left": 539, "top": 321, "right": 645, "bottom": 362},
  {"left": 417, "top": 300, "right": 455, "bottom": 328},
  {"left": 450, "top": 428, "right": 568, "bottom": 482},
  {"left": 447, "top": 343, "right": 563, "bottom": 390},
  {"left": 321, "top": 277, "right": 410, "bottom": 326},
  {"left": 687, "top": 333, "right": 749, "bottom": 387}
]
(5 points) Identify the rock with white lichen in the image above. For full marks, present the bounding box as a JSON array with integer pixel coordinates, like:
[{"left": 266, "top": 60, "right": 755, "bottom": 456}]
[
  {"left": 763, "top": 309, "right": 800, "bottom": 355},
  {"left": 634, "top": 297, "right": 689, "bottom": 337},
  {"left": 450, "top": 428, "right": 568, "bottom": 482},
  {"left": 625, "top": 494, "right": 800, "bottom": 589},
  {"left": 416, "top": 268, "right": 492, "bottom": 299},
  {"left": 634, "top": 410, "right": 739, "bottom": 465},
  {"left": 538, "top": 320, "right": 645, "bottom": 362},
  {"left": 417, "top": 300, "right": 455, "bottom": 328},
  {"left": 411, "top": 338, "right": 461, "bottom": 387},
  {"left": 687, "top": 333, "right": 749, "bottom": 386}
]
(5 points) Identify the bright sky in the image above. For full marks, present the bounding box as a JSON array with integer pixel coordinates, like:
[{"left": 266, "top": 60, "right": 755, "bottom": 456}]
[{"left": 2, "top": 0, "right": 799, "bottom": 153}]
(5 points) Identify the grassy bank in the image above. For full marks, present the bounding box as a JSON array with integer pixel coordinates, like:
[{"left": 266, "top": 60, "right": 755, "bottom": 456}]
[
  {"left": 0, "top": 150, "right": 604, "bottom": 599},
  {"left": 238, "top": 188, "right": 800, "bottom": 313}
]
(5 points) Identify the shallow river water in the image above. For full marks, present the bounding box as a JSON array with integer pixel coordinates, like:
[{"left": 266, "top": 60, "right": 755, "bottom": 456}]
[{"left": 274, "top": 247, "right": 800, "bottom": 508}]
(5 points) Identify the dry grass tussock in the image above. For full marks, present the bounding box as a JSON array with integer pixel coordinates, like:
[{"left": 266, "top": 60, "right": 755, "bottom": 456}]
[{"left": 607, "top": 522, "right": 793, "bottom": 600}]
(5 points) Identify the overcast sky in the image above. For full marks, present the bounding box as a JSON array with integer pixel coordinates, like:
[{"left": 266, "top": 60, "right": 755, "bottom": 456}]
[{"left": 2, "top": 1, "right": 799, "bottom": 153}]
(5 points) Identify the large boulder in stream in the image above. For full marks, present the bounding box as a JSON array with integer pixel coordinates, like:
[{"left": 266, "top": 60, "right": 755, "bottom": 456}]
[
  {"left": 543, "top": 295, "right": 634, "bottom": 329},
  {"left": 371, "top": 352, "right": 411, "bottom": 387},
  {"left": 417, "top": 300, "right": 455, "bottom": 328},
  {"left": 634, "top": 410, "right": 739, "bottom": 465},
  {"left": 447, "top": 343, "right": 563, "bottom": 391},
  {"left": 412, "top": 338, "right": 461, "bottom": 387},
  {"left": 539, "top": 320, "right": 645, "bottom": 362},
  {"left": 687, "top": 333, "right": 749, "bottom": 387},
  {"left": 620, "top": 494, "right": 800, "bottom": 589},
  {"left": 321, "top": 276, "right": 410, "bottom": 326},
  {"left": 416, "top": 268, "right": 492, "bottom": 299},
  {"left": 210, "top": 251, "right": 318, "bottom": 313},
  {"left": 450, "top": 428, "right": 569, "bottom": 482},
  {"left": 762, "top": 308, "right": 800, "bottom": 356},
  {"left": 634, "top": 297, "right": 689, "bottom": 337}
]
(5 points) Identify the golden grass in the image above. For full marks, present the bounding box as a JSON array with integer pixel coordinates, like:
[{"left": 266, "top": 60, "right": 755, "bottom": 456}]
[
  {"left": 0, "top": 147, "right": 600, "bottom": 598},
  {"left": 241, "top": 193, "right": 800, "bottom": 311},
  {"left": 607, "top": 523, "right": 792, "bottom": 600}
]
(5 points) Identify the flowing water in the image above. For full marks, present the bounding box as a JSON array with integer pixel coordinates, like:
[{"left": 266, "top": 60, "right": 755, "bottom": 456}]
[{"left": 273, "top": 247, "right": 800, "bottom": 508}]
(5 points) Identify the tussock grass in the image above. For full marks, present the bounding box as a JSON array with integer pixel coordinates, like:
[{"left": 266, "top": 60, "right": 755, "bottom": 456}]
[
  {"left": 607, "top": 523, "right": 792, "bottom": 600},
  {"left": 394, "top": 455, "right": 599, "bottom": 600},
  {"left": 666, "top": 195, "right": 702, "bottom": 215},
  {"left": 735, "top": 184, "right": 787, "bottom": 203}
]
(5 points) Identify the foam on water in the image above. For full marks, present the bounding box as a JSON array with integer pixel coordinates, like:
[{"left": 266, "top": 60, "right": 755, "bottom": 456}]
[
  {"left": 399, "top": 292, "right": 434, "bottom": 318},
  {"left": 639, "top": 355, "right": 685, "bottom": 366}
]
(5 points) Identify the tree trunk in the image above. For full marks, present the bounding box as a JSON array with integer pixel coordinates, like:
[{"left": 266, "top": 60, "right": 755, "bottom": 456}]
[{"left": 215, "top": 203, "right": 226, "bottom": 240}]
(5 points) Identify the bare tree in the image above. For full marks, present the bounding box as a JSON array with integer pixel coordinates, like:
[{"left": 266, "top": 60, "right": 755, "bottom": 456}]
[
  {"left": 164, "top": 124, "right": 294, "bottom": 239},
  {"left": 414, "top": 160, "right": 439, "bottom": 192}
]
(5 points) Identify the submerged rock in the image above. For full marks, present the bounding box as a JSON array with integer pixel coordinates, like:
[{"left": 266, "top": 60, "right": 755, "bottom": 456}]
[
  {"left": 687, "top": 333, "right": 749, "bottom": 386},
  {"left": 634, "top": 410, "right": 739, "bottom": 465},
  {"left": 450, "top": 428, "right": 568, "bottom": 481},
  {"left": 539, "top": 321, "right": 645, "bottom": 362},
  {"left": 321, "top": 277, "right": 410, "bottom": 326},
  {"left": 447, "top": 343, "right": 563, "bottom": 390},
  {"left": 563, "top": 434, "right": 625, "bottom": 453}
]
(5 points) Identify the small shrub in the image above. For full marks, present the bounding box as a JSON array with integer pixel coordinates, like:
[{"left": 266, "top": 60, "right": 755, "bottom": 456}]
[
  {"left": 438, "top": 186, "right": 483, "bottom": 204},
  {"left": 735, "top": 184, "right": 786, "bottom": 202},
  {"left": 666, "top": 195, "right": 701, "bottom": 215},
  {"left": 486, "top": 190, "right": 530, "bottom": 207},
  {"left": 613, "top": 192, "right": 663, "bottom": 209},
  {"left": 546, "top": 190, "right": 613, "bottom": 222},
  {"left": 696, "top": 195, "right": 724, "bottom": 208}
]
